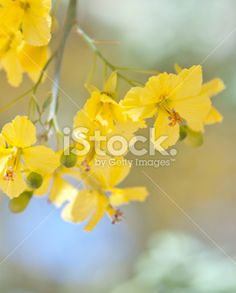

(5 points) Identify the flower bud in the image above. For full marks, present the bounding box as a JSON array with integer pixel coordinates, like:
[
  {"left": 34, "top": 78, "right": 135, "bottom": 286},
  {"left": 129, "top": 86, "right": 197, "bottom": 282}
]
[
  {"left": 179, "top": 125, "right": 187, "bottom": 141},
  {"left": 185, "top": 128, "right": 203, "bottom": 147},
  {"left": 26, "top": 172, "right": 43, "bottom": 189},
  {"left": 9, "top": 191, "right": 33, "bottom": 213},
  {"left": 60, "top": 151, "right": 77, "bottom": 168}
]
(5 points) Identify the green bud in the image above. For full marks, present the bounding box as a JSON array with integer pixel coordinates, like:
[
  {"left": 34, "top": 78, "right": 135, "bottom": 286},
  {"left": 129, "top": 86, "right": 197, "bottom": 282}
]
[
  {"left": 179, "top": 125, "right": 188, "bottom": 141},
  {"left": 185, "top": 128, "right": 203, "bottom": 147},
  {"left": 26, "top": 172, "right": 43, "bottom": 189},
  {"left": 9, "top": 191, "right": 33, "bottom": 213},
  {"left": 60, "top": 151, "right": 77, "bottom": 168}
]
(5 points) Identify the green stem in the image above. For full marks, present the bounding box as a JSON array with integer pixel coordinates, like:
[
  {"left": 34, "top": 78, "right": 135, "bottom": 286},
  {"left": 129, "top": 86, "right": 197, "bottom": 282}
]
[
  {"left": 32, "top": 52, "right": 57, "bottom": 95},
  {"left": 47, "top": 0, "right": 77, "bottom": 127},
  {"left": 77, "top": 27, "right": 139, "bottom": 86},
  {"left": 117, "top": 66, "right": 160, "bottom": 75},
  {"left": 0, "top": 88, "right": 32, "bottom": 114}
]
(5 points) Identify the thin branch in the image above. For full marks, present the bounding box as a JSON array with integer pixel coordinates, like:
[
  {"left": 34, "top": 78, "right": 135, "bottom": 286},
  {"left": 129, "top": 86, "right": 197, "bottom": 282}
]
[
  {"left": 77, "top": 27, "right": 139, "bottom": 86},
  {"left": 47, "top": 0, "right": 77, "bottom": 129}
]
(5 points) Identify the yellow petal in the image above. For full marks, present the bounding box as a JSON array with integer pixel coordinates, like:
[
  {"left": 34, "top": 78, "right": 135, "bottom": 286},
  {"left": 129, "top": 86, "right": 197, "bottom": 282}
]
[
  {"left": 171, "top": 94, "right": 211, "bottom": 132},
  {"left": 22, "top": 0, "right": 52, "bottom": 46},
  {"left": 62, "top": 190, "right": 97, "bottom": 223},
  {"left": 110, "top": 187, "right": 148, "bottom": 206},
  {"left": 172, "top": 65, "right": 202, "bottom": 100},
  {"left": 18, "top": 43, "right": 50, "bottom": 82},
  {"left": 205, "top": 106, "right": 223, "bottom": 125},
  {"left": 73, "top": 109, "right": 95, "bottom": 130},
  {"left": 0, "top": 163, "right": 27, "bottom": 198},
  {"left": 2, "top": 116, "right": 36, "bottom": 148},
  {"left": 201, "top": 79, "right": 225, "bottom": 97},
  {"left": 109, "top": 119, "right": 146, "bottom": 142},
  {"left": 49, "top": 176, "right": 77, "bottom": 207},
  {"left": 0, "top": 155, "right": 10, "bottom": 174},
  {"left": 0, "top": 135, "right": 15, "bottom": 173},
  {"left": 23, "top": 16, "right": 51, "bottom": 46},
  {"left": 23, "top": 145, "right": 60, "bottom": 175},
  {"left": 0, "top": 4, "right": 23, "bottom": 33},
  {"left": 146, "top": 73, "right": 180, "bottom": 103},
  {"left": 1, "top": 50, "right": 23, "bottom": 87},
  {"left": 153, "top": 108, "right": 179, "bottom": 149},
  {"left": 0, "top": 30, "right": 23, "bottom": 86},
  {"left": 121, "top": 87, "right": 157, "bottom": 121},
  {"left": 104, "top": 71, "right": 117, "bottom": 95},
  {"left": 83, "top": 91, "right": 102, "bottom": 119},
  {"left": 84, "top": 194, "right": 108, "bottom": 232},
  {"left": 0, "top": 135, "right": 6, "bottom": 148},
  {"left": 91, "top": 155, "right": 130, "bottom": 188},
  {"left": 174, "top": 63, "right": 182, "bottom": 74}
]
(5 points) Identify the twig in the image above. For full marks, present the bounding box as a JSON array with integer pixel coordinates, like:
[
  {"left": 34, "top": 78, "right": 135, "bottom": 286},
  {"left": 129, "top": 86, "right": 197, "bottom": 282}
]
[
  {"left": 77, "top": 27, "right": 140, "bottom": 86},
  {"left": 47, "top": 0, "right": 77, "bottom": 132}
]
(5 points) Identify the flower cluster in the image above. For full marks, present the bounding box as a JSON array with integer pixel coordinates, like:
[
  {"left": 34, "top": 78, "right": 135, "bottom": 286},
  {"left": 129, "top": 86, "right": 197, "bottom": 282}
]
[
  {"left": 0, "top": 0, "right": 52, "bottom": 86},
  {"left": 0, "top": 66, "right": 224, "bottom": 231}
]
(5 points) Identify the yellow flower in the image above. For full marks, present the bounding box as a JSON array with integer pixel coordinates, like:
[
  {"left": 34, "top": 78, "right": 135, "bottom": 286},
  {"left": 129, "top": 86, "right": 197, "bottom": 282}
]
[
  {"left": 0, "top": 116, "right": 59, "bottom": 198},
  {"left": 0, "top": 30, "right": 24, "bottom": 86},
  {"left": 0, "top": 33, "right": 50, "bottom": 86},
  {"left": 84, "top": 91, "right": 125, "bottom": 130},
  {"left": 0, "top": 0, "right": 52, "bottom": 46},
  {"left": 73, "top": 109, "right": 102, "bottom": 162},
  {"left": 73, "top": 107, "right": 145, "bottom": 160},
  {"left": 0, "top": 0, "right": 51, "bottom": 86},
  {"left": 73, "top": 73, "right": 146, "bottom": 159},
  {"left": 84, "top": 72, "right": 127, "bottom": 130},
  {"left": 18, "top": 42, "right": 50, "bottom": 82},
  {"left": 0, "top": 32, "right": 50, "bottom": 86},
  {"left": 121, "top": 65, "right": 222, "bottom": 149},
  {"left": 62, "top": 155, "right": 148, "bottom": 231}
]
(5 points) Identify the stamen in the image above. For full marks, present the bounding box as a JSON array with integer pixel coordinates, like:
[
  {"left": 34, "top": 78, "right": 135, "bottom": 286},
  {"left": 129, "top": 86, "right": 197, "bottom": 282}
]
[
  {"left": 168, "top": 109, "right": 182, "bottom": 127},
  {"left": 111, "top": 209, "right": 123, "bottom": 224},
  {"left": 81, "top": 159, "right": 90, "bottom": 172},
  {"left": 3, "top": 167, "right": 15, "bottom": 181},
  {"left": 19, "top": 1, "right": 30, "bottom": 10}
]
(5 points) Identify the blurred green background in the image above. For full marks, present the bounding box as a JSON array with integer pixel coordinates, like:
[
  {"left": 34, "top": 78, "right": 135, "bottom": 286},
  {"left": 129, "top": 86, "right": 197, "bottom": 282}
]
[{"left": 0, "top": 0, "right": 236, "bottom": 292}]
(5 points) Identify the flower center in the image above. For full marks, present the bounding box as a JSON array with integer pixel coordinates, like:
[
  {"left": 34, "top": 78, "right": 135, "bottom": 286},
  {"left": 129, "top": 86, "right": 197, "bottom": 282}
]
[
  {"left": 19, "top": 1, "right": 30, "bottom": 10},
  {"left": 111, "top": 209, "right": 123, "bottom": 224},
  {"left": 168, "top": 109, "right": 183, "bottom": 127},
  {"left": 3, "top": 167, "right": 15, "bottom": 181},
  {"left": 2, "top": 149, "right": 21, "bottom": 182},
  {"left": 158, "top": 96, "right": 182, "bottom": 127},
  {"left": 0, "top": 34, "right": 15, "bottom": 55},
  {"left": 81, "top": 159, "right": 90, "bottom": 172}
]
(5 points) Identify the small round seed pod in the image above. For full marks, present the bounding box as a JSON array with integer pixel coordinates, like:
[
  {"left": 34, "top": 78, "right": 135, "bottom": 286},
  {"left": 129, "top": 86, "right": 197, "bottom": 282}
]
[{"left": 26, "top": 172, "right": 43, "bottom": 189}]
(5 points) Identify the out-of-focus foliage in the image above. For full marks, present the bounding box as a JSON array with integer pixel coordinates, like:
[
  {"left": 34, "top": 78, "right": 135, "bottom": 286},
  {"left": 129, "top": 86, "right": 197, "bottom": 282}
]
[{"left": 112, "top": 232, "right": 236, "bottom": 293}]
